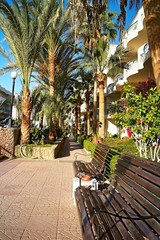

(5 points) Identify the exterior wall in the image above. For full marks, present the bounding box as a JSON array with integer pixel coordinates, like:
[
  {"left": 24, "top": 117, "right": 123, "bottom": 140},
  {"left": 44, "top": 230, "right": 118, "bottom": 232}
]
[
  {"left": 107, "top": 121, "right": 118, "bottom": 136},
  {"left": 0, "top": 86, "right": 11, "bottom": 121},
  {"left": 123, "top": 6, "right": 153, "bottom": 85},
  {"left": 0, "top": 128, "right": 20, "bottom": 158}
]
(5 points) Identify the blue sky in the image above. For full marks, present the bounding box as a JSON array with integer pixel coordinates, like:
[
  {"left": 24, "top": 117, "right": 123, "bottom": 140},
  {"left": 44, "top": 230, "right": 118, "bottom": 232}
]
[{"left": 0, "top": 1, "right": 140, "bottom": 94}]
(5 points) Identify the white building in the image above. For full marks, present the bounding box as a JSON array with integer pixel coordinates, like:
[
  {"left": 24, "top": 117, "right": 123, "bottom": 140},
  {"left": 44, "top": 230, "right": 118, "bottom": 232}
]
[{"left": 105, "top": 6, "right": 154, "bottom": 137}]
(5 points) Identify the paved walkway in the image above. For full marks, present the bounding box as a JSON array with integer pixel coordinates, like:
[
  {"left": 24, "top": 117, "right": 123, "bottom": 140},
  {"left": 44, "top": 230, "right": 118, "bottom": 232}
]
[{"left": 0, "top": 137, "right": 90, "bottom": 240}]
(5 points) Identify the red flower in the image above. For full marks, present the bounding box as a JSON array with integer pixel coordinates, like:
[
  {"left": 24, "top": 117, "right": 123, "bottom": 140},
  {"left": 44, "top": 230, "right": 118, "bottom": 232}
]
[{"left": 137, "top": 119, "right": 141, "bottom": 125}]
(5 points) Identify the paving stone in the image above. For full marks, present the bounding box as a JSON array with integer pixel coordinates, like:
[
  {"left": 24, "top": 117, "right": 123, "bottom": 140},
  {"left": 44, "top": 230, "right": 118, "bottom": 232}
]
[{"left": 0, "top": 137, "right": 85, "bottom": 240}]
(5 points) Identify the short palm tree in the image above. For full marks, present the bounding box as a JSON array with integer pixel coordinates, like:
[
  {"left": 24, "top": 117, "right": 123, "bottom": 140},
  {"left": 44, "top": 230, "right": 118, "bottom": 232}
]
[{"left": 0, "top": 0, "right": 56, "bottom": 144}]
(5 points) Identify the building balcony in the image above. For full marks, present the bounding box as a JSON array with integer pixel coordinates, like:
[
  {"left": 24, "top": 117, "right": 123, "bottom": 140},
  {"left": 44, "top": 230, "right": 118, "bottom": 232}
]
[
  {"left": 114, "top": 73, "right": 126, "bottom": 89},
  {"left": 138, "top": 43, "right": 150, "bottom": 69},
  {"left": 125, "top": 7, "right": 145, "bottom": 45},
  {"left": 106, "top": 83, "right": 116, "bottom": 95},
  {"left": 125, "top": 58, "right": 139, "bottom": 79}
]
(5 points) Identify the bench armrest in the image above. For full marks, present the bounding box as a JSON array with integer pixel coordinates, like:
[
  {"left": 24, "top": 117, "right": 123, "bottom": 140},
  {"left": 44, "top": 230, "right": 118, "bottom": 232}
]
[{"left": 74, "top": 152, "right": 91, "bottom": 161}]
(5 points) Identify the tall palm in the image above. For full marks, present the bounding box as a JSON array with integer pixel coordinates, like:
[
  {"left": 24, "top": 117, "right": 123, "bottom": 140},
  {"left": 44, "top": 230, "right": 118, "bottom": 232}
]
[
  {"left": 36, "top": 3, "right": 77, "bottom": 140},
  {"left": 78, "top": 22, "right": 117, "bottom": 138},
  {"left": 71, "top": 1, "right": 118, "bottom": 136},
  {"left": 33, "top": 38, "right": 81, "bottom": 136},
  {"left": 0, "top": 0, "right": 56, "bottom": 144},
  {"left": 78, "top": 69, "right": 93, "bottom": 135}
]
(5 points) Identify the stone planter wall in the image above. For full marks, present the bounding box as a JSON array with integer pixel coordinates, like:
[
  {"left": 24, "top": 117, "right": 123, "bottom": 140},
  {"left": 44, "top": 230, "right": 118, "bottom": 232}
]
[
  {"left": 0, "top": 128, "right": 21, "bottom": 158},
  {"left": 15, "top": 137, "right": 66, "bottom": 160}
]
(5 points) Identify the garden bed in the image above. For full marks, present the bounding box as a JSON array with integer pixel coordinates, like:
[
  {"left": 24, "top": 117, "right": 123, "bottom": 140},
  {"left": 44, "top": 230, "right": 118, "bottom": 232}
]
[{"left": 15, "top": 137, "right": 66, "bottom": 160}]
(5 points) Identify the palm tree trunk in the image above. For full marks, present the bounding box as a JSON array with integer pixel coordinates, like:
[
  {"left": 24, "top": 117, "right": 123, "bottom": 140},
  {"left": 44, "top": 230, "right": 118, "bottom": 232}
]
[
  {"left": 97, "top": 73, "right": 106, "bottom": 139},
  {"left": 77, "top": 94, "right": 81, "bottom": 135},
  {"left": 49, "top": 51, "right": 55, "bottom": 96},
  {"left": 48, "top": 50, "right": 56, "bottom": 140},
  {"left": 93, "top": 77, "right": 97, "bottom": 134},
  {"left": 49, "top": 115, "right": 55, "bottom": 141},
  {"left": 21, "top": 86, "right": 31, "bottom": 144},
  {"left": 86, "top": 90, "right": 90, "bottom": 135},
  {"left": 143, "top": 0, "right": 160, "bottom": 90}
]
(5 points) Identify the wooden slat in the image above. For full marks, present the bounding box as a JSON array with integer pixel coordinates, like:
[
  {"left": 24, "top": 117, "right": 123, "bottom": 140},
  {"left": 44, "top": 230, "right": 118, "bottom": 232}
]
[
  {"left": 113, "top": 177, "right": 160, "bottom": 236},
  {"left": 114, "top": 169, "right": 160, "bottom": 207},
  {"left": 115, "top": 161, "right": 160, "bottom": 196},
  {"left": 74, "top": 153, "right": 160, "bottom": 240},
  {"left": 75, "top": 188, "right": 95, "bottom": 240},
  {"left": 99, "top": 190, "right": 146, "bottom": 240},
  {"left": 94, "top": 190, "right": 135, "bottom": 240},
  {"left": 73, "top": 144, "right": 111, "bottom": 180}
]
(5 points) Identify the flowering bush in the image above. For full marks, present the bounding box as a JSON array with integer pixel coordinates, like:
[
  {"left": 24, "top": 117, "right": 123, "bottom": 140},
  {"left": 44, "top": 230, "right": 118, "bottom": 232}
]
[{"left": 111, "top": 79, "right": 160, "bottom": 161}]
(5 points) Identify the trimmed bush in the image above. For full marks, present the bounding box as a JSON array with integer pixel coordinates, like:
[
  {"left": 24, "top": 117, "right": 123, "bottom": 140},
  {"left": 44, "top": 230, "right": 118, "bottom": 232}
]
[{"left": 104, "top": 137, "right": 139, "bottom": 155}]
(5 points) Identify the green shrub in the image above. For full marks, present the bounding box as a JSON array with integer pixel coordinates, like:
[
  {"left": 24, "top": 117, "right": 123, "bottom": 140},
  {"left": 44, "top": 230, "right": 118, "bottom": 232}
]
[
  {"left": 83, "top": 140, "right": 97, "bottom": 156},
  {"left": 109, "top": 154, "right": 120, "bottom": 179},
  {"left": 104, "top": 137, "right": 138, "bottom": 155},
  {"left": 77, "top": 135, "right": 87, "bottom": 146}
]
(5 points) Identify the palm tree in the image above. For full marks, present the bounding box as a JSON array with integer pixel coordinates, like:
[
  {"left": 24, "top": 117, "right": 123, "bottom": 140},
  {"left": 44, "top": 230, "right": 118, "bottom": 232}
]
[
  {"left": 78, "top": 69, "right": 93, "bottom": 135},
  {"left": 0, "top": 0, "right": 56, "bottom": 144},
  {"left": 35, "top": 2, "right": 80, "bottom": 140},
  {"left": 70, "top": 1, "right": 118, "bottom": 137}
]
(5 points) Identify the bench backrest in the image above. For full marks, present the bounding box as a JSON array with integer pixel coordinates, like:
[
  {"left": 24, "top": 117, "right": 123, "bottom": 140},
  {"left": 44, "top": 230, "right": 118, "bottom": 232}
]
[
  {"left": 109, "top": 154, "right": 160, "bottom": 237},
  {"left": 91, "top": 143, "right": 110, "bottom": 171}
]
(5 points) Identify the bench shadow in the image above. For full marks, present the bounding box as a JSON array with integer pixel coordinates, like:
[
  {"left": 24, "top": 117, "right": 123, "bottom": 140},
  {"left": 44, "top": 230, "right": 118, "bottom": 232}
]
[
  {"left": 56, "top": 137, "right": 70, "bottom": 158},
  {"left": 56, "top": 137, "right": 84, "bottom": 158}
]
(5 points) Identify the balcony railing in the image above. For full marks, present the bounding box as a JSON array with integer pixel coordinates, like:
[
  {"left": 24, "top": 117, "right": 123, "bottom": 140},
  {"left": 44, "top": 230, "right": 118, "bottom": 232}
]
[
  {"left": 127, "top": 20, "right": 138, "bottom": 34},
  {"left": 106, "top": 83, "right": 115, "bottom": 95},
  {"left": 125, "top": 58, "right": 138, "bottom": 78},
  {"left": 139, "top": 43, "right": 150, "bottom": 64},
  {"left": 125, "top": 7, "right": 145, "bottom": 44},
  {"left": 114, "top": 73, "right": 126, "bottom": 88}
]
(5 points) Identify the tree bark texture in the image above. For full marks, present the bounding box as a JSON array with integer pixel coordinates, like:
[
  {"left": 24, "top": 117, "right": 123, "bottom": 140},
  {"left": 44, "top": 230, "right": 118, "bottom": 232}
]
[
  {"left": 143, "top": 0, "right": 160, "bottom": 90},
  {"left": 97, "top": 73, "right": 106, "bottom": 139},
  {"left": 20, "top": 86, "right": 31, "bottom": 144}
]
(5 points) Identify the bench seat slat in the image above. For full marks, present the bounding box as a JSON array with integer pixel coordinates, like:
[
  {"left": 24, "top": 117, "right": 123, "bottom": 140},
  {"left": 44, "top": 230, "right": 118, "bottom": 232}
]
[
  {"left": 75, "top": 153, "right": 160, "bottom": 240},
  {"left": 75, "top": 187, "right": 95, "bottom": 240},
  {"left": 73, "top": 144, "right": 111, "bottom": 180},
  {"left": 98, "top": 189, "right": 148, "bottom": 240},
  {"left": 103, "top": 188, "right": 159, "bottom": 240},
  {"left": 81, "top": 187, "right": 108, "bottom": 239},
  {"left": 90, "top": 190, "right": 124, "bottom": 240}
]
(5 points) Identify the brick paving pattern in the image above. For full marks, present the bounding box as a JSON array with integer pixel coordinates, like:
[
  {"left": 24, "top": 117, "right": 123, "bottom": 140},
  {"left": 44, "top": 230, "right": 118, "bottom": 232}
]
[{"left": 0, "top": 137, "right": 90, "bottom": 240}]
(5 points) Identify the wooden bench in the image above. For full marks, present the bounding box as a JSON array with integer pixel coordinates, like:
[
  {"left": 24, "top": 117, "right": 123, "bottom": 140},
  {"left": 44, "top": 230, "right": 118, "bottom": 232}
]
[
  {"left": 75, "top": 154, "right": 160, "bottom": 240},
  {"left": 73, "top": 143, "right": 114, "bottom": 181}
]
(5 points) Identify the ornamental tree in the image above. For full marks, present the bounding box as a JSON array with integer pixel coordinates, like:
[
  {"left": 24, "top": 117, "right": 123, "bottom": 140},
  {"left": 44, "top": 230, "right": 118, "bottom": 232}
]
[{"left": 111, "top": 79, "right": 160, "bottom": 162}]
